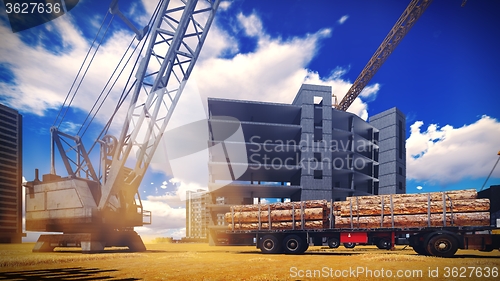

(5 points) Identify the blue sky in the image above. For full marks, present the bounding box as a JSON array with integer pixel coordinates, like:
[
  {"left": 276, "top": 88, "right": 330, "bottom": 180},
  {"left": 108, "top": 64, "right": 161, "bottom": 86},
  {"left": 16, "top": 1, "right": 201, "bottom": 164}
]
[{"left": 1, "top": 0, "right": 499, "bottom": 239}]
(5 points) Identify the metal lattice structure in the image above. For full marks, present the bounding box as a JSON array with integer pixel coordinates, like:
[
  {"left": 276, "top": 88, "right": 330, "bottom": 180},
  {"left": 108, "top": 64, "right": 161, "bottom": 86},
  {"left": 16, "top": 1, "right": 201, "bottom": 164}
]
[
  {"left": 336, "top": 0, "right": 433, "bottom": 111},
  {"left": 99, "top": 0, "right": 220, "bottom": 211}
]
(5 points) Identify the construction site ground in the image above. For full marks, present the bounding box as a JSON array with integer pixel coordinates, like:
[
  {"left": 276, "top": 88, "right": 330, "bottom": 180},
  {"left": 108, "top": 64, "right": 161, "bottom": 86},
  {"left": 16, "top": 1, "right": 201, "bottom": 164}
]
[{"left": 0, "top": 243, "right": 499, "bottom": 280}]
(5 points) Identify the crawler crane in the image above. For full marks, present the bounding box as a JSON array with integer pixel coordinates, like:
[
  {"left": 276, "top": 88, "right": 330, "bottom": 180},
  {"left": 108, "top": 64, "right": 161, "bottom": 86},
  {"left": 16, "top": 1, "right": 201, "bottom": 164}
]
[{"left": 24, "top": 0, "right": 221, "bottom": 253}]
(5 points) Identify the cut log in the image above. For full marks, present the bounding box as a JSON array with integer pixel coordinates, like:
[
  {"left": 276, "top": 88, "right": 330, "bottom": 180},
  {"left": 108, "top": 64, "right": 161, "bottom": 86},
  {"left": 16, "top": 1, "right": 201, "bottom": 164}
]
[
  {"left": 332, "top": 201, "right": 342, "bottom": 211},
  {"left": 229, "top": 220, "right": 327, "bottom": 230},
  {"left": 338, "top": 199, "right": 490, "bottom": 216},
  {"left": 224, "top": 189, "right": 490, "bottom": 231},
  {"left": 225, "top": 208, "right": 326, "bottom": 224},
  {"left": 334, "top": 212, "right": 490, "bottom": 229},
  {"left": 344, "top": 189, "right": 478, "bottom": 205},
  {"left": 231, "top": 200, "right": 328, "bottom": 212}
]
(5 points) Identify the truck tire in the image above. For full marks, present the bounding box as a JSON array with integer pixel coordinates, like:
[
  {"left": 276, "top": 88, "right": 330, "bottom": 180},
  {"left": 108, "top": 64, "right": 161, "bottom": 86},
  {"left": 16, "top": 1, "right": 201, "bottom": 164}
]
[
  {"left": 412, "top": 244, "right": 429, "bottom": 255},
  {"left": 260, "top": 235, "right": 282, "bottom": 254},
  {"left": 426, "top": 234, "right": 458, "bottom": 258},
  {"left": 376, "top": 238, "right": 391, "bottom": 250},
  {"left": 283, "top": 235, "right": 306, "bottom": 254},
  {"left": 303, "top": 242, "right": 309, "bottom": 252},
  {"left": 409, "top": 234, "right": 429, "bottom": 255},
  {"left": 343, "top": 242, "right": 355, "bottom": 249},
  {"left": 327, "top": 237, "right": 340, "bottom": 248}
]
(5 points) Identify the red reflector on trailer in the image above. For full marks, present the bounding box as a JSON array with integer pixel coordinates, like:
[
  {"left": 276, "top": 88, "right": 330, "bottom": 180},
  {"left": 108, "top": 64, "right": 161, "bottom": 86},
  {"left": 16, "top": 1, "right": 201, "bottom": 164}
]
[{"left": 341, "top": 232, "right": 368, "bottom": 243}]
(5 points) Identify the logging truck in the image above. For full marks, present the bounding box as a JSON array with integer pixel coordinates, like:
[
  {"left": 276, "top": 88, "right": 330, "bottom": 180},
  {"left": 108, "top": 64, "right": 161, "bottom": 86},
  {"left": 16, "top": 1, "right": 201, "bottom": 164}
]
[{"left": 215, "top": 186, "right": 500, "bottom": 257}]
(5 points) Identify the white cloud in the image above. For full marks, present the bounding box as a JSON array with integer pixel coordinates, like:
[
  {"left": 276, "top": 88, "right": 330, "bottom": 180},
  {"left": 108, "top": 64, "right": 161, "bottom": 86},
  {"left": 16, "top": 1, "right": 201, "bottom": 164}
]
[
  {"left": 260, "top": 198, "right": 270, "bottom": 204},
  {"left": 147, "top": 178, "right": 206, "bottom": 208},
  {"left": 329, "top": 65, "right": 350, "bottom": 79},
  {"left": 237, "top": 12, "right": 264, "bottom": 37},
  {"left": 219, "top": 1, "right": 232, "bottom": 11},
  {"left": 198, "top": 12, "right": 378, "bottom": 121},
  {"left": 199, "top": 22, "right": 239, "bottom": 60},
  {"left": 194, "top": 13, "right": 361, "bottom": 111},
  {"left": 140, "top": 0, "right": 160, "bottom": 17},
  {"left": 406, "top": 115, "right": 500, "bottom": 184},
  {"left": 359, "top": 83, "right": 380, "bottom": 99},
  {"left": 338, "top": 15, "right": 349, "bottom": 25},
  {"left": 136, "top": 178, "right": 208, "bottom": 238},
  {"left": 0, "top": 13, "right": 138, "bottom": 127},
  {"left": 136, "top": 199, "right": 186, "bottom": 239},
  {"left": 59, "top": 120, "right": 80, "bottom": 134}
]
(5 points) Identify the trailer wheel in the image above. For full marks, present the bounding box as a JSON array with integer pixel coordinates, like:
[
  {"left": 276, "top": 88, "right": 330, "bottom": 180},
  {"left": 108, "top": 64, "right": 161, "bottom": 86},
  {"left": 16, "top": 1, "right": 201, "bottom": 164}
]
[
  {"left": 283, "top": 235, "right": 306, "bottom": 254},
  {"left": 376, "top": 238, "right": 391, "bottom": 250},
  {"left": 260, "top": 235, "right": 282, "bottom": 254},
  {"left": 426, "top": 234, "right": 458, "bottom": 258},
  {"left": 343, "top": 242, "right": 355, "bottom": 249},
  {"left": 327, "top": 237, "right": 340, "bottom": 248},
  {"left": 409, "top": 234, "right": 429, "bottom": 255},
  {"left": 412, "top": 244, "right": 429, "bottom": 255}
]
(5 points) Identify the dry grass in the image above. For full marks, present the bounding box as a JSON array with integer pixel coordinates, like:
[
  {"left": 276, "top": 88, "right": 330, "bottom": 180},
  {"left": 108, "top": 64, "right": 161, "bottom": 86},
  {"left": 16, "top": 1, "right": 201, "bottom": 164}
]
[{"left": 0, "top": 243, "right": 499, "bottom": 280}]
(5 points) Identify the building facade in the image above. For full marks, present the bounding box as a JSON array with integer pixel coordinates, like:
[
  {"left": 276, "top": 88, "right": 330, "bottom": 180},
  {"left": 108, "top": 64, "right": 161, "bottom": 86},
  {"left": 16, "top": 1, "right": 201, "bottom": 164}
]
[
  {"left": 369, "top": 108, "right": 406, "bottom": 194},
  {"left": 0, "top": 103, "right": 24, "bottom": 243},
  {"left": 185, "top": 190, "right": 210, "bottom": 239},
  {"left": 205, "top": 84, "right": 405, "bottom": 244}
]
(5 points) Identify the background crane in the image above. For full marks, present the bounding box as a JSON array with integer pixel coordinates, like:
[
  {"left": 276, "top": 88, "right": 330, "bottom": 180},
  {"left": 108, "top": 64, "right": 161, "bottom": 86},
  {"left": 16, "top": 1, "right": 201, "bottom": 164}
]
[{"left": 336, "top": 0, "right": 433, "bottom": 111}]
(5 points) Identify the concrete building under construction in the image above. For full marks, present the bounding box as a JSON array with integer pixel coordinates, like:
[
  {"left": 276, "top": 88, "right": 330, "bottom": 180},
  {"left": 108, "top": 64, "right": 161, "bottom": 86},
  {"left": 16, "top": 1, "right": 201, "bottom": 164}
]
[
  {"left": 204, "top": 84, "right": 405, "bottom": 244},
  {"left": 0, "top": 103, "right": 24, "bottom": 243}
]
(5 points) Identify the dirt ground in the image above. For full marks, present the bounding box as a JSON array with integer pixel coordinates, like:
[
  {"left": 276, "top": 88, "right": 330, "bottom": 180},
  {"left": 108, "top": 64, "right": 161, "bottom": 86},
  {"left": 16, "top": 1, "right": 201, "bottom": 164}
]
[{"left": 0, "top": 243, "right": 499, "bottom": 280}]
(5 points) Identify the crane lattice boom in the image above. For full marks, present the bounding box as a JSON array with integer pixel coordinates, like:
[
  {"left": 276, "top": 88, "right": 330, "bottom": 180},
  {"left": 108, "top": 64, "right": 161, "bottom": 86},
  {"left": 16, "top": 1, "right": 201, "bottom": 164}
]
[
  {"left": 99, "top": 0, "right": 220, "bottom": 210},
  {"left": 336, "top": 0, "right": 433, "bottom": 111}
]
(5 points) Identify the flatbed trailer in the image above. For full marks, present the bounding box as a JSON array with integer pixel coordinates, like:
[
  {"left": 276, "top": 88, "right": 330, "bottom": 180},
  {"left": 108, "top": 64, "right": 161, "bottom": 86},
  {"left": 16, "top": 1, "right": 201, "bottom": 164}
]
[
  {"left": 216, "top": 226, "right": 500, "bottom": 257},
  {"left": 215, "top": 187, "right": 500, "bottom": 257}
]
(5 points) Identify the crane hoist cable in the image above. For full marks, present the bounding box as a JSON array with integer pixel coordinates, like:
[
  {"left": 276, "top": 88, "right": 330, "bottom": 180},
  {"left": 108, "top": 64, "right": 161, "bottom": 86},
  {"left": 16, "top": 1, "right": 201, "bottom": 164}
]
[
  {"left": 77, "top": 35, "right": 138, "bottom": 137},
  {"left": 52, "top": 10, "right": 111, "bottom": 127},
  {"left": 480, "top": 150, "right": 500, "bottom": 192},
  {"left": 57, "top": 14, "right": 115, "bottom": 130},
  {"left": 53, "top": 10, "right": 114, "bottom": 128},
  {"left": 85, "top": 0, "right": 163, "bottom": 156},
  {"left": 79, "top": 0, "right": 162, "bottom": 140}
]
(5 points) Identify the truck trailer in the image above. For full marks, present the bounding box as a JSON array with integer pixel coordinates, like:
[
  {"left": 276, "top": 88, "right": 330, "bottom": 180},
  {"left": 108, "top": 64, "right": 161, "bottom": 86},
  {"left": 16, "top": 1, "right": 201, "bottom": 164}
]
[{"left": 215, "top": 186, "right": 500, "bottom": 257}]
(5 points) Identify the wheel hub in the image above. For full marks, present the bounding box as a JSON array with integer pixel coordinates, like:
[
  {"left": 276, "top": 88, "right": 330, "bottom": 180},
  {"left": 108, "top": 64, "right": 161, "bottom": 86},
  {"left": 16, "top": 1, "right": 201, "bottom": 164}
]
[
  {"left": 264, "top": 240, "right": 274, "bottom": 250},
  {"left": 437, "top": 241, "right": 449, "bottom": 251},
  {"left": 287, "top": 240, "right": 298, "bottom": 250}
]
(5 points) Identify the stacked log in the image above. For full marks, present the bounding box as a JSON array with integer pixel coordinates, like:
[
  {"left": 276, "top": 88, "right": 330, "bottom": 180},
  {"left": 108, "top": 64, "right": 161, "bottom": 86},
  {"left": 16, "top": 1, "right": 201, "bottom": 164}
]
[
  {"left": 226, "top": 200, "right": 330, "bottom": 230},
  {"left": 334, "top": 189, "right": 490, "bottom": 229},
  {"left": 224, "top": 207, "right": 325, "bottom": 223},
  {"left": 224, "top": 189, "right": 491, "bottom": 231},
  {"left": 335, "top": 212, "right": 490, "bottom": 229},
  {"left": 231, "top": 221, "right": 328, "bottom": 230},
  {"left": 335, "top": 199, "right": 490, "bottom": 216},
  {"left": 231, "top": 200, "right": 328, "bottom": 212}
]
